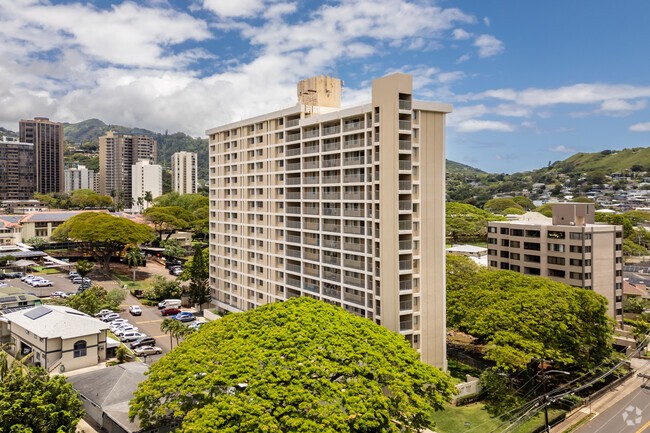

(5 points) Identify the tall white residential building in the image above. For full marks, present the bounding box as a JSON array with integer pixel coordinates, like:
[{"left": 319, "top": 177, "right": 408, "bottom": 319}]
[
  {"left": 171, "top": 151, "right": 198, "bottom": 195},
  {"left": 131, "top": 160, "right": 162, "bottom": 212},
  {"left": 64, "top": 165, "right": 95, "bottom": 193},
  {"left": 206, "top": 73, "right": 451, "bottom": 367}
]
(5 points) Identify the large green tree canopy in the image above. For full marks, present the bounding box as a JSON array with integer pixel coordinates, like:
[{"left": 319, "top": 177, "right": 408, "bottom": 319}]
[
  {"left": 447, "top": 255, "right": 614, "bottom": 371},
  {"left": 130, "top": 298, "right": 454, "bottom": 433},
  {"left": 51, "top": 212, "right": 154, "bottom": 273},
  {"left": 446, "top": 202, "right": 506, "bottom": 243}
]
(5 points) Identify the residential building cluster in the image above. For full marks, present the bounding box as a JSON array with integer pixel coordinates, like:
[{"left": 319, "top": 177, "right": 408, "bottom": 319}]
[{"left": 206, "top": 73, "right": 450, "bottom": 367}]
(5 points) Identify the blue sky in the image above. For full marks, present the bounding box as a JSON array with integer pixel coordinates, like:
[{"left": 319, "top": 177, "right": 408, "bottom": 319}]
[{"left": 0, "top": 0, "right": 648, "bottom": 173}]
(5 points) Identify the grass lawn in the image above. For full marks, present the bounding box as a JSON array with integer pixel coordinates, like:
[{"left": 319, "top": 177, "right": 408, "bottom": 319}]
[
  {"left": 431, "top": 402, "right": 566, "bottom": 433},
  {"left": 32, "top": 267, "right": 60, "bottom": 274},
  {"left": 111, "top": 269, "right": 153, "bottom": 290}
]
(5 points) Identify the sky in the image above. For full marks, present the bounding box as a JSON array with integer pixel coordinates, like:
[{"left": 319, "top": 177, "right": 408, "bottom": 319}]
[{"left": 0, "top": 0, "right": 649, "bottom": 173}]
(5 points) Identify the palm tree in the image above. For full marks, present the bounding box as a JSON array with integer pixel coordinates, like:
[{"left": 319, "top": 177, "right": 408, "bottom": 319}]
[
  {"left": 144, "top": 191, "right": 153, "bottom": 209},
  {"left": 125, "top": 196, "right": 135, "bottom": 212},
  {"left": 160, "top": 318, "right": 185, "bottom": 348},
  {"left": 75, "top": 260, "right": 94, "bottom": 278},
  {"left": 136, "top": 197, "right": 144, "bottom": 213},
  {"left": 124, "top": 247, "right": 144, "bottom": 285}
]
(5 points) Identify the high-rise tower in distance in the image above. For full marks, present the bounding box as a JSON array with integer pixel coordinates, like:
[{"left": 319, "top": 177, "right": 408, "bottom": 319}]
[{"left": 19, "top": 117, "right": 64, "bottom": 194}]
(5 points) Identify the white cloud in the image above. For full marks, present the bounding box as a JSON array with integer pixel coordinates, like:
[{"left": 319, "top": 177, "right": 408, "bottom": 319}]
[
  {"left": 473, "top": 34, "right": 504, "bottom": 58},
  {"left": 549, "top": 145, "right": 576, "bottom": 153},
  {"left": 483, "top": 17, "right": 490, "bottom": 27},
  {"left": 494, "top": 154, "right": 501, "bottom": 160},
  {"left": 600, "top": 99, "right": 646, "bottom": 114},
  {"left": 629, "top": 122, "right": 650, "bottom": 132},
  {"left": 202, "top": 0, "right": 267, "bottom": 17},
  {"left": 455, "top": 120, "right": 514, "bottom": 133},
  {"left": 452, "top": 28, "right": 471, "bottom": 40},
  {"left": 438, "top": 71, "right": 465, "bottom": 83},
  {"left": 456, "top": 53, "right": 471, "bottom": 63}
]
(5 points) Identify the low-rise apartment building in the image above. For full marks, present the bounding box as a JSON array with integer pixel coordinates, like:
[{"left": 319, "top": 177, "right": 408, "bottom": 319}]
[{"left": 487, "top": 203, "right": 624, "bottom": 321}]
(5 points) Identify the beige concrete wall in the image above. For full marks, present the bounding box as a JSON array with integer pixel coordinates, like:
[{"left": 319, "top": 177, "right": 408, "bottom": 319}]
[
  {"left": 419, "top": 111, "right": 447, "bottom": 369},
  {"left": 592, "top": 230, "right": 617, "bottom": 318}
]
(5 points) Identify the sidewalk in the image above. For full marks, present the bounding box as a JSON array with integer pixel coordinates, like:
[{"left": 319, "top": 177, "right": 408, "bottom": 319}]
[{"left": 551, "top": 358, "right": 650, "bottom": 432}]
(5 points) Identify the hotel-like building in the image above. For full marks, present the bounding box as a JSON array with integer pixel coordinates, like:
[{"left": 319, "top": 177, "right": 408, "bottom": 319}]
[
  {"left": 171, "top": 151, "right": 198, "bottom": 195},
  {"left": 206, "top": 73, "right": 450, "bottom": 367},
  {"left": 19, "top": 117, "right": 64, "bottom": 194}
]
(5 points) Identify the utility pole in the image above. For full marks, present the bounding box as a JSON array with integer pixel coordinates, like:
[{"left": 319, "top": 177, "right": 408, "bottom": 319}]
[{"left": 538, "top": 360, "right": 571, "bottom": 433}]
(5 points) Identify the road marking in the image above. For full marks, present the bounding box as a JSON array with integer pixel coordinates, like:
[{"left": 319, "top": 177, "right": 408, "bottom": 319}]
[
  {"left": 636, "top": 420, "right": 650, "bottom": 433},
  {"left": 153, "top": 334, "right": 168, "bottom": 338},
  {"left": 136, "top": 319, "right": 163, "bottom": 324}
]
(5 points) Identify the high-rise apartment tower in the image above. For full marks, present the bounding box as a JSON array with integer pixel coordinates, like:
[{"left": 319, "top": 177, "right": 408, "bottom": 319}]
[
  {"left": 0, "top": 138, "right": 35, "bottom": 200},
  {"left": 132, "top": 160, "right": 163, "bottom": 212},
  {"left": 19, "top": 117, "right": 64, "bottom": 194},
  {"left": 99, "top": 131, "right": 157, "bottom": 198},
  {"left": 207, "top": 73, "right": 450, "bottom": 367},
  {"left": 171, "top": 151, "right": 198, "bottom": 195}
]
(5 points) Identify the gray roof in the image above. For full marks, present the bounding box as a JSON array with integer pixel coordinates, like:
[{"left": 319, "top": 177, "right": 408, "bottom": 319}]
[
  {"left": 68, "top": 363, "right": 149, "bottom": 433},
  {"left": 4, "top": 305, "right": 109, "bottom": 339},
  {"left": 22, "top": 211, "right": 83, "bottom": 222}
]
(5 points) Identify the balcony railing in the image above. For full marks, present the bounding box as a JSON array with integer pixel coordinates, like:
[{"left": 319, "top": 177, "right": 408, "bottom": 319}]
[
  {"left": 304, "top": 221, "right": 319, "bottom": 230},
  {"left": 399, "top": 280, "right": 412, "bottom": 291},
  {"left": 303, "top": 192, "right": 319, "bottom": 199},
  {"left": 399, "top": 140, "right": 411, "bottom": 151},
  {"left": 399, "top": 200, "right": 412, "bottom": 211},
  {"left": 304, "top": 145, "right": 319, "bottom": 154},
  {"left": 303, "top": 129, "right": 319, "bottom": 138},
  {"left": 343, "top": 121, "right": 364, "bottom": 132},
  {"left": 286, "top": 249, "right": 301, "bottom": 258},
  {"left": 322, "top": 207, "right": 340, "bottom": 216},
  {"left": 303, "top": 176, "right": 319, "bottom": 184},
  {"left": 286, "top": 118, "right": 300, "bottom": 128},
  {"left": 285, "top": 234, "right": 301, "bottom": 244},
  {"left": 323, "top": 176, "right": 340, "bottom": 184},
  {"left": 286, "top": 192, "right": 301, "bottom": 200},
  {"left": 343, "top": 225, "right": 363, "bottom": 235},
  {"left": 344, "top": 208, "right": 364, "bottom": 217},
  {"left": 304, "top": 251, "right": 320, "bottom": 261},
  {"left": 399, "top": 180, "right": 412, "bottom": 191},
  {"left": 322, "top": 240, "right": 340, "bottom": 249},
  {"left": 399, "top": 221, "right": 412, "bottom": 231},
  {"left": 323, "top": 255, "right": 340, "bottom": 266},
  {"left": 323, "top": 271, "right": 341, "bottom": 282},
  {"left": 344, "top": 157, "right": 364, "bottom": 166},
  {"left": 286, "top": 206, "right": 301, "bottom": 214},
  {"left": 399, "top": 160, "right": 412, "bottom": 171},
  {"left": 286, "top": 177, "right": 301, "bottom": 185},
  {"left": 398, "top": 100, "right": 412, "bottom": 110},
  {"left": 399, "top": 240, "right": 412, "bottom": 250},
  {"left": 399, "top": 260, "right": 412, "bottom": 270},
  {"left": 399, "top": 300, "right": 413, "bottom": 311},
  {"left": 344, "top": 259, "right": 365, "bottom": 270},
  {"left": 286, "top": 148, "right": 301, "bottom": 157},
  {"left": 322, "top": 192, "right": 340, "bottom": 200},
  {"left": 323, "top": 141, "right": 340, "bottom": 152},
  {"left": 322, "top": 159, "right": 341, "bottom": 168},
  {"left": 343, "top": 291, "right": 365, "bottom": 305},
  {"left": 344, "top": 139, "right": 363, "bottom": 150},
  {"left": 286, "top": 133, "right": 301, "bottom": 142},
  {"left": 344, "top": 276, "right": 365, "bottom": 288},
  {"left": 286, "top": 277, "right": 301, "bottom": 288},
  {"left": 304, "top": 161, "right": 319, "bottom": 169},
  {"left": 323, "top": 224, "right": 341, "bottom": 233},
  {"left": 343, "top": 191, "right": 363, "bottom": 200},
  {"left": 303, "top": 206, "right": 319, "bottom": 215},
  {"left": 398, "top": 120, "right": 411, "bottom": 130},
  {"left": 304, "top": 236, "right": 319, "bottom": 246},
  {"left": 286, "top": 263, "right": 301, "bottom": 273},
  {"left": 322, "top": 125, "right": 340, "bottom": 136},
  {"left": 304, "top": 266, "right": 319, "bottom": 277},
  {"left": 344, "top": 174, "right": 364, "bottom": 183},
  {"left": 286, "top": 220, "right": 300, "bottom": 229},
  {"left": 344, "top": 242, "right": 364, "bottom": 253},
  {"left": 400, "top": 320, "right": 412, "bottom": 331},
  {"left": 286, "top": 163, "right": 300, "bottom": 171}
]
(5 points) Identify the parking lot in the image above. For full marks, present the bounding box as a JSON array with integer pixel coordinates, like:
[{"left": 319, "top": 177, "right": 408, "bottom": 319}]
[{"left": 2, "top": 272, "right": 83, "bottom": 297}]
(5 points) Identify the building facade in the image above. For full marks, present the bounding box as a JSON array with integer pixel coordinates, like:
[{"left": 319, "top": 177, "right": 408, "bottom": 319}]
[
  {"left": 487, "top": 203, "right": 624, "bottom": 321},
  {"left": 132, "top": 160, "right": 163, "bottom": 212},
  {"left": 0, "top": 139, "right": 35, "bottom": 200},
  {"left": 64, "top": 164, "right": 95, "bottom": 193},
  {"left": 206, "top": 73, "right": 450, "bottom": 367},
  {"left": 19, "top": 117, "right": 64, "bottom": 194},
  {"left": 99, "top": 131, "right": 157, "bottom": 198},
  {"left": 171, "top": 151, "right": 198, "bottom": 195}
]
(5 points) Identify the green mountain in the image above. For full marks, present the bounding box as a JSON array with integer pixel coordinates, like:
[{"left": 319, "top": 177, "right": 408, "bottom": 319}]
[
  {"left": 63, "top": 118, "right": 483, "bottom": 183},
  {"left": 550, "top": 147, "right": 650, "bottom": 174}
]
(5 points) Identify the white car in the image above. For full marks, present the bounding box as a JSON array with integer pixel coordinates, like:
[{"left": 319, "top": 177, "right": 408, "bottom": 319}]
[
  {"left": 32, "top": 279, "right": 53, "bottom": 287},
  {"left": 108, "top": 318, "right": 127, "bottom": 328},
  {"left": 114, "top": 326, "right": 139, "bottom": 337},
  {"left": 111, "top": 322, "right": 134, "bottom": 333},
  {"left": 120, "top": 332, "right": 147, "bottom": 342},
  {"left": 50, "top": 291, "right": 67, "bottom": 298},
  {"left": 0, "top": 282, "right": 7, "bottom": 288},
  {"left": 109, "top": 320, "right": 130, "bottom": 330},
  {"left": 129, "top": 305, "right": 142, "bottom": 316},
  {"left": 102, "top": 313, "right": 120, "bottom": 322},
  {"left": 95, "top": 309, "right": 112, "bottom": 317}
]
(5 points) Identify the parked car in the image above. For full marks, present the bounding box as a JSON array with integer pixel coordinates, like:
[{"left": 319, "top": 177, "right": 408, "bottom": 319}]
[
  {"left": 188, "top": 322, "right": 206, "bottom": 331},
  {"left": 72, "top": 277, "right": 92, "bottom": 285},
  {"left": 161, "top": 307, "right": 181, "bottom": 316},
  {"left": 120, "top": 332, "right": 147, "bottom": 342},
  {"left": 133, "top": 345, "right": 162, "bottom": 356},
  {"left": 20, "top": 274, "right": 34, "bottom": 281},
  {"left": 22, "top": 276, "right": 41, "bottom": 284},
  {"left": 165, "top": 259, "right": 182, "bottom": 269},
  {"left": 102, "top": 313, "right": 121, "bottom": 322},
  {"left": 95, "top": 309, "right": 113, "bottom": 317},
  {"left": 0, "top": 282, "right": 7, "bottom": 288},
  {"left": 109, "top": 320, "right": 130, "bottom": 331},
  {"left": 32, "top": 279, "right": 53, "bottom": 287},
  {"left": 114, "top": 326, "right": 139, "bottom": 337},
  {"left": 173, "top": 312, "right": 195, "bottom": 323},
  {"left": 69, "top": 271, "right": 79, "bottom": 279},
  {"left": 129, "top": 336, "right": 156, "bottom": 349},
  {"left": 50, "top": 291, "right": 67, "bottom": 298},
  {"left": 128, "top": 305, "right": 142, "bottom": 316},
  {"left": 171, "top": 267, "right": 183, "bottom": 276},
  {"left": 158, "top": 299, "right": 182, "bottom": 310}
]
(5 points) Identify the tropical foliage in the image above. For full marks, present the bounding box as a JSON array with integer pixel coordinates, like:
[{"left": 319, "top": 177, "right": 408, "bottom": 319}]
[
  {"left": 446, "top": 203, "right": 506, "bottom": 243},
  {"left": 130, "top": 298, "right": 455, "bottom": 433},
  {"left": 178, "top": 245, "right": 209, "bottom": 310}
]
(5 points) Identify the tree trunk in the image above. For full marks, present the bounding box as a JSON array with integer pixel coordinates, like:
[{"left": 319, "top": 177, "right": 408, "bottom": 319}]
[{"left": 132, "top": 267, "right": 136, "bottom": 284}]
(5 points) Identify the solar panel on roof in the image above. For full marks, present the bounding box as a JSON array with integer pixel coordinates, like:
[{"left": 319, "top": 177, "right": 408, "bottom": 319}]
[
  {"left": 24, "top": 306, "right": 52, "bottom": 320},
  {"left": 18, "top": 295, "right": 26, "bottom": 300},
  {"left": 0, "top": 296, "right": 16, "bottom": 303}
]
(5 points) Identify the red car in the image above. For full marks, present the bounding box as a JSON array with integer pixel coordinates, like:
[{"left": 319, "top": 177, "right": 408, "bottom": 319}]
[{"left": 161, "top": 307, "right": 181, "bottom": 316}]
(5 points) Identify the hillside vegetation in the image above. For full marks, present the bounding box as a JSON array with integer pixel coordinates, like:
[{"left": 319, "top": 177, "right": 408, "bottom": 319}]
[{"left": 554, "top": 147, "right": 650, "bottom": 173}]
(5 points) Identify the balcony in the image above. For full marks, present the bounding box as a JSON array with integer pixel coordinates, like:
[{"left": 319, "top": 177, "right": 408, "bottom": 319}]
[
  {"left": 343, "top": 291, "right": 365, "bottom": 306},
  {"left": 399, "top": 200, "right": 412, "bottom": 211},
  {"left": 344, "top": 275, "right": 365, "bottom": 288},
  {"left": 322, "top": 192, "right": 340, "bottom": 200},
  {"left": 344, "top": 174, "right": 364, "bottom": 183},
  {"left": 285, "top": 234, "right": 301, "bottom": 244},
  {"left": 304, "top": 160, "right": 319, "bottom": 170},
  {"left": 322, "top": 125, "right": 340, "bottom": 136},
  {"left": 399, "top": 280, "right": 412, "bottom": 291},
  {"left": 323, "top": 176, "right": 341, "bottom": 184},
  {"left": 322, "top": 239, "right": 340, "bottom": 249},
  {"left": 304, "top": 266, "right": 319, "bottom": 277},
  {"left": 323, "top": 141, "right": 340, "bottom": 152},
  {"left": 343, "top": 191, "right": 363, "bottom": 200},
  {"left": 286, "top": 277, "right": 301, "bottom": 288},
  {"left": 344, "top": 139, "right": 363, "bottom": 150},
  {"left": 399, "top": 260, "right": 412, "bottom": 271},
  {"left": 286, "top": 263, "right": 301, "bottom": 273},
  {"left": 344, "top": 156, "right": 364, "bottom": 166},
  {"left": 286, "top": 248, "right": 301, "bottom": 258},
  {"left": 344, "top": 242, "right": 364, "bottom": 253},
  {"left": 399, "top": 240, "right": 412, "bottom": 251},
  {"left": 343, "top": 208, "right": 364, "bottom": 218},
  {"left": 344, "top": 258, "right": 365, "bottom": 270},
  {"left": 323, "top": 224, "right": 341, "bottom": 233},
  {"left": 399, "top": 140, "right": 411, "bottom": 151},
  {"left": 399, "top": 320, "right": 412, "bottom": 331},
  {"left": 343, "top": 224, "right": 363, "bottom": 235},
  {"left": 286, "top": 220, "right": 300, "bottom": 229},
  {"left": 303, "top": 176, "right": 319, "bottom": 185},
  {"left": 304, "top": 145, "right": 319, "bottom": 154},
  {"left": 286, "top": 163, "right": 300, "bottom": 171},
  {"left": 286, "top": 148, "right": 301, "bottom": 157},
  {"left": 286, "top": 133, "right": 301, "bottom": 142},
  {"left": 399, "top": 300, "right": 413, "bottom": 311},
  {"left": 304, "top": 236, "right": 319, "bottom": 246},
  {"left": 398, "top": 100, "right": 412, "bottom": 110},
  {"left": 322, "top": 159, "right": 341, "bottom": 168},
  {"left": 323, "top": 255, "right": 341, "bottom": 266},
  {"left": 303, "top": 221, "right": 319, "bottom": 231},
  {"left": 303, "top": 206, "right": 319, "bottom": 215},
  {"left": 323, "top": 270, "right": 341, "bottom": 282},
  {"left": 286, "top": 206, "right": 301, "bottom": 214},
  {"left": 303, "top": 129, "right": 319, "bottom": 139},
  {"left": 399, "top": 220, "right": 412, "bottom": 231},
  {"left": 286, "top": 177, "right": 301, "bottom": 185},
  {"left": 399, "top": 160, "right": 412, "bottom": 171},
  {"left": 303, "top": 191, "right": 319, "bottom": 199},
  {"left": 399, "top": 180, "right": 412, "bottom": 191},
  {"left": 286, "top": 192, "right": 300, "bottom": 200},
  {"left": 304, "top": 250, "right": 320, "bottom": 261},
  {"left": 322, "top": 207, "right": 341, "bottom": 217},
  {"left": 286, "top": 118, "right": 300, "bottom": 128},
  {"left": 398, "top": 120, "right": 411, "bottom": 130},
  {"left": 343, "top": 121, "right": 364, "bottom": 132}
]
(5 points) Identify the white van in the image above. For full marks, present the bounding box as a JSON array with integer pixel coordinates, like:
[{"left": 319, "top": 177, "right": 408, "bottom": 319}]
[{"left": 158, "top": 299, "right": 182, "bottom": 310}]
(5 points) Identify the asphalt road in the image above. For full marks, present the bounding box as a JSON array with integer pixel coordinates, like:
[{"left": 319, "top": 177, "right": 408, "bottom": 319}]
[
  {"left": 3, "top": 272, "right": 90, "bottom": 297},
  {"left": 576, "top": 377, "right": 650, "bottom": 433}
]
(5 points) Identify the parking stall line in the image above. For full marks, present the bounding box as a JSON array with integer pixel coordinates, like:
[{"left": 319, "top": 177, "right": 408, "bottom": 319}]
[{"left": 135, "top": 319, "right": 163, "bottom": 324}]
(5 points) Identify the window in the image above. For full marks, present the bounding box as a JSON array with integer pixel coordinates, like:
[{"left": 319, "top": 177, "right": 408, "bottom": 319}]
[
  {"left": 548, "top": 231, "right": 565, "bottom": 239},
  {"left": 548, "top": 243, "right": 565, "bottom": 252},
  {"left": 548, "top": 256, "right": 565, "bottom": 265},
  {"left": 501, "top": 239, "right": 509, "bottom": 247},
  {"left": 487, "top": 226, "right": 497, "bottom": 233},
  {"left": 570, "top": 245, "right": 583, "bottom": 253},
  {"left": 569, "top": 232, "right": 583, "bottom": 240},
  {"left": 500, "top": 228, "right": 509, "bottom": 235},
  {"left": 73, "top": 340, "right": 87, "bottom": 358}
]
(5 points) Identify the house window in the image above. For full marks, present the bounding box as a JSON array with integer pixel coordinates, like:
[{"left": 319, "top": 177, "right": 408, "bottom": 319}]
[{"left": 73, "top": 340, "right": 87, "bottom": 358}]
